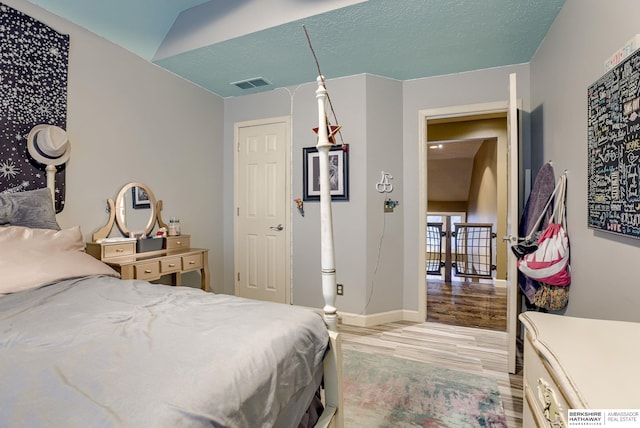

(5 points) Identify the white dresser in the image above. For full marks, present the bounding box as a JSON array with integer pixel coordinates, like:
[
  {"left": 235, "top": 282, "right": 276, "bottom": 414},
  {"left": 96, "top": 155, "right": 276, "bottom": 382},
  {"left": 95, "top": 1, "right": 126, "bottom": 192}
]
[{"left": 519, "top": 312, "right": 640, "bottom": 427}]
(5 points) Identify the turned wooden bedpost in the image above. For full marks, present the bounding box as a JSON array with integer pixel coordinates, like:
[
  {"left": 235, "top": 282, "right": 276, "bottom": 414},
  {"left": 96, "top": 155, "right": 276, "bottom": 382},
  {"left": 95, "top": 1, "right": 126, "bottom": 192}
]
[{"left": 315, "top": 76, "right": 338, "bottom": 331}]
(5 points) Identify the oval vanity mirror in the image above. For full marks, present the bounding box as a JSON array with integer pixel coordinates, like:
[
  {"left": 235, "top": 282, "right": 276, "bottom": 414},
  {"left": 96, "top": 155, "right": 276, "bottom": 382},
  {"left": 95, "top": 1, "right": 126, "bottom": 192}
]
[{"left": 114, "top": 182, "right": 157, "bottom": 237}]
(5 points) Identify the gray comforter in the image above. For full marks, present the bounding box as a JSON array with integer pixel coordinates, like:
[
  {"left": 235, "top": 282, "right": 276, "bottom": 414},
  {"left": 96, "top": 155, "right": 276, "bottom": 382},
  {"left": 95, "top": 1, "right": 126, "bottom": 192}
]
[{"left": 0, "top": 276, "right": 328, "bottom": 427}]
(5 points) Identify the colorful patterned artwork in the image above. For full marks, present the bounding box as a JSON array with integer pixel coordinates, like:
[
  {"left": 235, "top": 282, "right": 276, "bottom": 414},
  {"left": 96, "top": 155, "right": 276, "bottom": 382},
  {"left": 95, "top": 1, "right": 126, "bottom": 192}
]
[{"left": 0, "top": 3, "right": 69, "bottom": 212}]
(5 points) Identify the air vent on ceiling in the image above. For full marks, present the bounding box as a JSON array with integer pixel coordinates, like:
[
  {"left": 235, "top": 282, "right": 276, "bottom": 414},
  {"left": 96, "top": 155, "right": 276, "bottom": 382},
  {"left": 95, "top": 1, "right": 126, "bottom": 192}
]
[{"left": 231, "top": 77, "right": 271, "bottom": 90}]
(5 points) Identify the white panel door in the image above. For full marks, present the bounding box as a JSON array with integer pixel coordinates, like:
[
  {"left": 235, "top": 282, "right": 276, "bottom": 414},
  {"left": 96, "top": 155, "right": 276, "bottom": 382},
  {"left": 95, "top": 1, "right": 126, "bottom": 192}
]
[{"left": 235, "top": 118, "right": 290, "bottom": 304}]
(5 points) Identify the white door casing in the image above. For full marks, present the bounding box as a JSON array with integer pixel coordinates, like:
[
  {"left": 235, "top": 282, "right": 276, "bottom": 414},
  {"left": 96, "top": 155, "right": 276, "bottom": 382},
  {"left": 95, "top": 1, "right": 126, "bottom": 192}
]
[{"left": 234, "top": 117, "right": 291, "bottom": 304}]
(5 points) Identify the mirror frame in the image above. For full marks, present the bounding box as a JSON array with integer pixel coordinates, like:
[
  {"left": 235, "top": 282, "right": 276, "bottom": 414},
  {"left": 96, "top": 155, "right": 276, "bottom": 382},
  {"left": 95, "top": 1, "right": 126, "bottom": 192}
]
[
  {"left": 115, "top": 182, "right": 157, "bottom": 238},
  {"left": 92, "top": 182, "right": 167, "bottom": 242}
]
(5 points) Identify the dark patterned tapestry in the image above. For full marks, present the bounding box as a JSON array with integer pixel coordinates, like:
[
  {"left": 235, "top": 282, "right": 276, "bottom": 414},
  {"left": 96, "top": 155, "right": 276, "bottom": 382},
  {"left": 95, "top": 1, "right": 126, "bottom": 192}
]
[{"left": 0, "top": 3, "right": 69, "bottom": 212}]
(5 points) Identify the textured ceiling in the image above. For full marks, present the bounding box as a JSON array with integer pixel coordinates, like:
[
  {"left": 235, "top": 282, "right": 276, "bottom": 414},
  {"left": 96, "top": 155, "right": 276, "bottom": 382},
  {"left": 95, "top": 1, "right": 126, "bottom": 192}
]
[{"left": 26, "top": 0, "right": 565, "bottom": 98}]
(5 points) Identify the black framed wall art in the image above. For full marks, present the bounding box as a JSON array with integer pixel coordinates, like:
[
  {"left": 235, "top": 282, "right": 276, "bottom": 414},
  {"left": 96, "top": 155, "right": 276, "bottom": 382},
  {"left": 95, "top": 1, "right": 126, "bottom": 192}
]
[
  {"left": 587, "top": 46, "right": 640, "bottom": 238},
  {"left": 303, "top": 146, "right": 349, "bottom": 201}
]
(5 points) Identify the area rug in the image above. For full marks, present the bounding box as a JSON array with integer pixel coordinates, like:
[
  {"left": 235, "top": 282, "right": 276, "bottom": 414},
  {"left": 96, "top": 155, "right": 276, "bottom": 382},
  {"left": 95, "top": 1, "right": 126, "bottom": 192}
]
[{"left": 342, "top": 349, "right": 508, "bottom": 427}]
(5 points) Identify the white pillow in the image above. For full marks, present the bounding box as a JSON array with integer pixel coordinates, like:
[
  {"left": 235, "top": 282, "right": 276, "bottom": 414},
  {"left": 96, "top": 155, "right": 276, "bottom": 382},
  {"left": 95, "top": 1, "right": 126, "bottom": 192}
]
[{"left": 0, "top": 226, "right": 119, "bottom": 295}]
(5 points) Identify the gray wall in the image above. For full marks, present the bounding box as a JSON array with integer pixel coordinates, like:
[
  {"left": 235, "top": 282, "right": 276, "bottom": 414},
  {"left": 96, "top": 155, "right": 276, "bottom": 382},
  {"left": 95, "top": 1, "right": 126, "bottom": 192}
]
[
  {"left": 364, "top": 76, "right": 404, "bottom": 315},
  {"left": 224, "top": 74, "right": 404, "bottom": 316},
  {"left": 530, "top": 0, "right": 640, "bottom": 322},
  {"left": 6, "top": 0, "right": 226, "bottom": 291},
  {"left": 224, "top": 65, "right": 527, "bottom": 319},
  {"left": 290, "top": 77, "right": 368, "bottom": 313}
]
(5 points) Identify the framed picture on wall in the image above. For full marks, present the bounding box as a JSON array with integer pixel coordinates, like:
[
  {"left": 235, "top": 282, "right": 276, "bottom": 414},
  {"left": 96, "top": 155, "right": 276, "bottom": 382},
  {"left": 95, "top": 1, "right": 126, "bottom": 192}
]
[
  {"left": 303, "top": 146, "right": 349, "bottom": 201},
  {"left": 132, "top": 186, "right": 151, "bottom": 209}
]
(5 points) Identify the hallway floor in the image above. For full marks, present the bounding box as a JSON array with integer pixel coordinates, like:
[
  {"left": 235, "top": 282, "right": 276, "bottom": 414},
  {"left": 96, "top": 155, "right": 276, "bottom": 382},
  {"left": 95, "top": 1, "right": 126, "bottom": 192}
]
[{"left": 426, "top": 277, "right": 508, "bottom": 331}]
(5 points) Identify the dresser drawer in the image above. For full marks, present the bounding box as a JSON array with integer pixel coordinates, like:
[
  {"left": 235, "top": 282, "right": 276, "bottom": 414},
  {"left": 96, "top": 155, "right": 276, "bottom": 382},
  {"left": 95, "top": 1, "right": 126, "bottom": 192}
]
[
  {"left": 160, "top": 257, "right": 181, "bottom": 274},
  {"left": 523, "top": 335, "right": 569, "bottom": 428},
  {"left": 182, "top": 253, "right": 202, "bottom": 271},
  {"left": 165, "top": 235, "right": 190, "bottom": 250},
  {"left": 102, "top": 242, "right": 135, "bottom": 260},
  {"left": 134, "top": 261, "right": 161, "bottom": 281}
]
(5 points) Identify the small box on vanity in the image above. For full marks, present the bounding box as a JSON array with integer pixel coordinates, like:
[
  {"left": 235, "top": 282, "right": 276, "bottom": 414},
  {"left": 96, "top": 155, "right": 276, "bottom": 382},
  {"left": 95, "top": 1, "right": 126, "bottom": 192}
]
[{"left": 136, "top": 237, "right": 164, "bottom": 253}]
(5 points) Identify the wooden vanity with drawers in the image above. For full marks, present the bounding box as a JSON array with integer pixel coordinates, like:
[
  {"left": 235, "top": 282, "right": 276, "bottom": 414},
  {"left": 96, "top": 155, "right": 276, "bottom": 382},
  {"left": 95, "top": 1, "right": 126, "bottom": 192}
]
[
  {"left": 87, "top": 235, "right": 210, "bottom": 291},
  {"left": 88, "top": 182, "right": 210, "bottom": 291}
]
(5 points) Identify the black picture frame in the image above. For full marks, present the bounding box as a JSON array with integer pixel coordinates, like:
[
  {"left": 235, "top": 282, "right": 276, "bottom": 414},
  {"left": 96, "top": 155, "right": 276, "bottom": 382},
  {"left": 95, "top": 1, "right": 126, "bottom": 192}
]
[
  {"left": 132, "top": 186, "right": 151, "bottom": 209},
  {"left": 303, "top": 146, "right": 349, "bottom": 201}
]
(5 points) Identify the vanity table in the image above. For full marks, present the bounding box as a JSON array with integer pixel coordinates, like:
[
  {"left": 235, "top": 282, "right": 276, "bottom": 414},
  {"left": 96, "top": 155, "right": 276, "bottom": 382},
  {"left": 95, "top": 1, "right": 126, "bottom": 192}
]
[{"left": 88, "top": 182, "right": 210, "bottom": 291}]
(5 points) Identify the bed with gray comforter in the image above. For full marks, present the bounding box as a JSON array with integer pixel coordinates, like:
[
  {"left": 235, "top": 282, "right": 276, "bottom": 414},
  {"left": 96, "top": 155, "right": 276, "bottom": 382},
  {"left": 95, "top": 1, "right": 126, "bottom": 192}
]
[{"left": 0, "top": 274, "right": 329, "bottom": 427}]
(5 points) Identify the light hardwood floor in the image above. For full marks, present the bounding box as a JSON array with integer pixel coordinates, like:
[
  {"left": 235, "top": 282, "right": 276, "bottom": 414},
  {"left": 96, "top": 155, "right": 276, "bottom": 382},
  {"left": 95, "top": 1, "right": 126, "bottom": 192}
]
[{"left": 338, "top": 320, "right": 524, "bottom": 428}]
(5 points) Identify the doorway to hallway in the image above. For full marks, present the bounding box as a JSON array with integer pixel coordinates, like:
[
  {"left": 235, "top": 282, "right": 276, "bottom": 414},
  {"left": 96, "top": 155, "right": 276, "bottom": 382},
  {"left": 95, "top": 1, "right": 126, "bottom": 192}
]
[
  {"left": 424, "top": 115, "right": 507, "bottom": 332},
  {"left": 418, "top": 75, "right": 521, "bottom": 374}
]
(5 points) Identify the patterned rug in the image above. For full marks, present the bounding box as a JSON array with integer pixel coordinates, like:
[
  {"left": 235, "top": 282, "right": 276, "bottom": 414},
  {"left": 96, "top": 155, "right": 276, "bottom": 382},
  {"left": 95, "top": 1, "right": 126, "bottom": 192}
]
[{"left": 343, "top": 349, "right": 508, "bottom": 427}]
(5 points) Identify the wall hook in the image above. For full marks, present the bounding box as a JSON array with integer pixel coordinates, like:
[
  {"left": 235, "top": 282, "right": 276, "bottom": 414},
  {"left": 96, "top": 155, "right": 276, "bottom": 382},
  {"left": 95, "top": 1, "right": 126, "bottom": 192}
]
[
  {"left": 376, "top": 171, "right": 393, "bottom": 193},
  {"left": 294, "top": 198, "right": 304, "bottom": 217}
]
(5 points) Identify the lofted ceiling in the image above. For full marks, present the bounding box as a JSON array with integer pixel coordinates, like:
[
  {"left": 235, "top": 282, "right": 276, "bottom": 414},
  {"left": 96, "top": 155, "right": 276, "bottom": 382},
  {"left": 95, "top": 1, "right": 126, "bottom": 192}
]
[
  {"left": 427, "top": 139, "right": 487, "bottom": 202},
  {"left": 25, "top": 0, "right": 565, "bottom": 98}
]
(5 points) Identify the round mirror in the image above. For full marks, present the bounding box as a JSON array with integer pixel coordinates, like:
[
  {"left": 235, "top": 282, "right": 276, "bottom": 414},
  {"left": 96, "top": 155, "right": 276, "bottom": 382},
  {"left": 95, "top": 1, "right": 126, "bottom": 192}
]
[{"left": 114, "top": 182, "right": 157, "bottom": 238}]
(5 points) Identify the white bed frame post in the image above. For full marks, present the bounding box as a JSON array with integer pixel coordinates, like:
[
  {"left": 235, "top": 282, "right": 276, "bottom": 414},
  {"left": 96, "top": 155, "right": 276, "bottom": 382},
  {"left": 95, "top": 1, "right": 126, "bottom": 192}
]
[
  {"left": 315, "top": 76, "right": 338, "bottom": 332},
  {"left": 314, "top": 75, "right": 343, "bottom": 428}
]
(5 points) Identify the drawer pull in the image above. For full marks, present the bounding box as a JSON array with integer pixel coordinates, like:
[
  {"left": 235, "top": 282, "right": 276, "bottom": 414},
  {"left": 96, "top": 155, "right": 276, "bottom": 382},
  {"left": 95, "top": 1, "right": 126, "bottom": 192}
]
[
  {"left": 537, "top": 378, "right": 565, "bottom": 428},
  {"left": 176, "top": 241, "right": 182, "bottom": 246},
  {"left": 168, "top": 263, "right": 176, "bottom": 268},
  {"left": 189, "top": 260, "right": 195, "bottom": 265},
  {"left": 116, "top": 248, "right": 124, "bottom": 253},
  {"left": 144, "top": 269, "right": 152, "bottom": 274}
]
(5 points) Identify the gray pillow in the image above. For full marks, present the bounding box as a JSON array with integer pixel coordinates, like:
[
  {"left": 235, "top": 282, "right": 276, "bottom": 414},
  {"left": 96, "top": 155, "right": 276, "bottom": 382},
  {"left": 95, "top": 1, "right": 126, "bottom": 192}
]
[{"left": 0, "top": 188, "right": 61, "bottom": 230}]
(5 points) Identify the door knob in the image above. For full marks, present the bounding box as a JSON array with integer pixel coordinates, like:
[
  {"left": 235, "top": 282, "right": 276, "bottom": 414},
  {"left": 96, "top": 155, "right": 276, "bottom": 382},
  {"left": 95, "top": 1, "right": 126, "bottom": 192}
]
[{"left": 270, "top": 224, "right": 284, "bottom": 231}]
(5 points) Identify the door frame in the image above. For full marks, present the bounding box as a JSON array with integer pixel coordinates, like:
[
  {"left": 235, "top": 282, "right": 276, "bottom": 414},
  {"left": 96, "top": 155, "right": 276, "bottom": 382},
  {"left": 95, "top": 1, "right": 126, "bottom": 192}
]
[
  {"left": 418, "top": 100, "right": 518, "bottom": 372},
  {"left": 233, "top": 116, "right": 292, "bottom": 304}
]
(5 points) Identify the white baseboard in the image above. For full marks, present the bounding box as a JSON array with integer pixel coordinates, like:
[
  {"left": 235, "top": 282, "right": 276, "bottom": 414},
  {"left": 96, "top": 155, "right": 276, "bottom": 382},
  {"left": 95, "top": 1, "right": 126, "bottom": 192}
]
[
  {"left": 495, "top": 279, "right": 507, "bottom": 288},
  {"left": 338, "top": 309, "right": 424, "bottom": 327},
  {"left": 299, "top": 306, "right": 425, "bottom": 328}
]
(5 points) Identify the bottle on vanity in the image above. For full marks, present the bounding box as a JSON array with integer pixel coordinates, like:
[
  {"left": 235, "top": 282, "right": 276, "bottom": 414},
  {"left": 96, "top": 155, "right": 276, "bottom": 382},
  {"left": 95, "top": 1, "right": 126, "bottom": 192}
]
[{"left": 168, "top": 217, "right": 181, "bottom": 236}]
